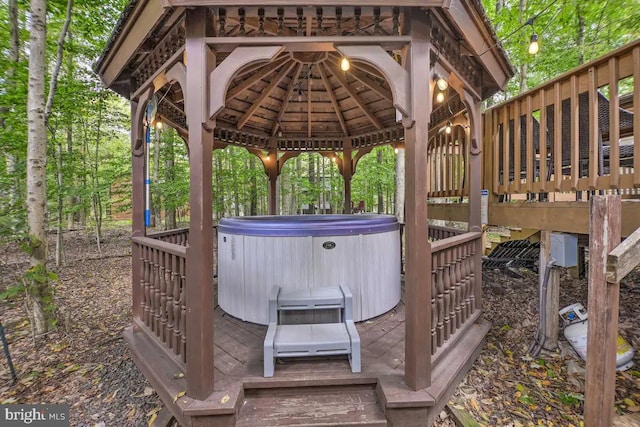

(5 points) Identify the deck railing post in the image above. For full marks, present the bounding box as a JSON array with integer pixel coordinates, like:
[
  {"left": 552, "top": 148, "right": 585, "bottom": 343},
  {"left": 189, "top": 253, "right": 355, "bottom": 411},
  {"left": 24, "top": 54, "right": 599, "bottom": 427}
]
[
  {"left": 585, "top": 195, "right": 621, "bottom": 427},
  {"left": 403, "top": 10, "right": 432, "bottom": 391},
  {"left": 184, "top": 7, "right": 215, "bottom": 400}
]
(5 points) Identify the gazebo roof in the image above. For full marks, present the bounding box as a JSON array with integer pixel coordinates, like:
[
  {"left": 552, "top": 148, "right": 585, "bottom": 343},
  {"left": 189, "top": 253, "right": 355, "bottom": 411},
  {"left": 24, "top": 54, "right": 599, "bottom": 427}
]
[{"left": 96, "top": 1, "right": 514, "bottom": 142}]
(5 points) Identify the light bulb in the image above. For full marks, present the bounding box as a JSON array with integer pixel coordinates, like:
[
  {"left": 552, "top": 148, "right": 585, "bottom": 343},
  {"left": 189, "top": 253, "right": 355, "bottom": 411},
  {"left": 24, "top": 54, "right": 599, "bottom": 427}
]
[
  {"left": 436, "top": 91, "right": 444, "bottom": 103},
  {"left": 445, "top": 122, "right": 452, "bottom": 134},
  {"left": 297, "top": 88, "right": 303, "bottom": 102},
  {"left": 394, "top": 147, "right": 399, "bottom": 154},
  {"left": 155, "top": 120, "right": 163, "bottom": 130},
  {"left": 528, "top": 33, "right": 539, "bottom": 55},
  {"left": 332, "top": 156, "right": 337, "bottom": 162},
  {"left": 265, "top": 154, "right": 270, "bottom": 160},
  {"left": 277, "top": 130, "right": 283, "bottom": 137},
  {"left": 340, "top": 57, "right": 350, "bottom": 71},
  {"left": 436, "top": 75, "right": 448, "bottom": 91}
]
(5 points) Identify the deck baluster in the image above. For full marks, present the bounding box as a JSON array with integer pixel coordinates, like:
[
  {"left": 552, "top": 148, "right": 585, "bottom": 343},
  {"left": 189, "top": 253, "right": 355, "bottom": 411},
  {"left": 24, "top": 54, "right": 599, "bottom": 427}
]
[
  {"left": 173, "top": 255, "right": 182, "bottom": 355},
  {"left": 462, "top": 241, "right": 472, "bottom": 319},
  {"left": 454, "top": 245, "right": 464, "bottom": 328},
  {"left": 443, "top": 249, "right": 452, "bottom": 341},
  {"left": 166, "top": 255, "right": 175, "bottom": 350},
  {"left": 468, "top": 242, "right": 477, "bottom": 312},
  {"left": 149, "top": 248, "right": 158, "bottom": 334},
  {"left": 431, "top": 257, "right": 438, "bottom": 354},
  {"left": 159, "top": 251, "right": 168, "bottom": 343},
  {"left": 143, "top": 245, "right": 151, "bottom": 326},
  {"left": 180, "top": 256, "right": 187, "bottom": 362},
  {"left": 436, "top": 251, "right": 445, "bottom": 347}
]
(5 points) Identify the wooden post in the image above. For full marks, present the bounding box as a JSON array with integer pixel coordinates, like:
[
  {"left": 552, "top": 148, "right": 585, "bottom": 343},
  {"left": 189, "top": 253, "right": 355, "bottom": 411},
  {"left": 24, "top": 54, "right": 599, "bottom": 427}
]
[
  {"left": 585, "top": 195, "right": 621, "bottom": 427},
  {"left": 131, "top": 88, "right": 152, "bottom": 328},
  {"left": 184, "top": 7, "right": 215, "bottom": 400},
  {"left": 463, "top": 91, "right": 484, "bottom": 310},
  {"left": 343, "top": 139, "right": 353, "bottom": 214},
  {"left": 539, "top": 230, "right": 559, "bottom": 350},
  {"left": 403, "top": 10, "right": 432, "bottom": 391},
  {"left": 268, "top": 160, "right": 278, "bottom": 215}
]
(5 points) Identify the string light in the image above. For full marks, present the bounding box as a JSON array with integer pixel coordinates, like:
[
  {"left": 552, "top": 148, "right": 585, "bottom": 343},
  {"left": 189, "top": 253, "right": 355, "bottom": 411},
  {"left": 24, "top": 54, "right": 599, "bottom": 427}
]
[
  {"left": 155, "top": 120, "right": 163, "bottom": 130},
  {"left": 340, "top": 57, "right": 350, "bottom": 71},
  {"left": 436, "top": 91, "right": 445, "bottom": 103},
  {"left": 394, "top": 147, "right": 399, "bottom": 154},
  {"left": 435, "top": 74, "right": 448, "bottom": 91},
  {"left": 445, "top": 121, "right": 452, "bottom": 134},
  {"left": 528, "top": 33, "right": 539, "bottom": 55}
]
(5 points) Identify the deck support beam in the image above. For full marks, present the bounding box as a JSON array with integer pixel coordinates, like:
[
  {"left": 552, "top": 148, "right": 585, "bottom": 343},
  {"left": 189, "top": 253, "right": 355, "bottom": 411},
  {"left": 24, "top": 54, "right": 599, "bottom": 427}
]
[
  {"left": 403, "top": 10, "right": 432, "bottom": 391},
  {"left": 185, "top": 8, "right": 215, "bottom": 400}
]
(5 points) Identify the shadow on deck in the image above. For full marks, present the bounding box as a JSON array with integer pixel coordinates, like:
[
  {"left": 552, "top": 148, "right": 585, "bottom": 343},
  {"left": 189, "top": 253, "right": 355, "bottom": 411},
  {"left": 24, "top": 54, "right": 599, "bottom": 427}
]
[{"left": 127, "top": 283, "right": 489, "bottom": 426}]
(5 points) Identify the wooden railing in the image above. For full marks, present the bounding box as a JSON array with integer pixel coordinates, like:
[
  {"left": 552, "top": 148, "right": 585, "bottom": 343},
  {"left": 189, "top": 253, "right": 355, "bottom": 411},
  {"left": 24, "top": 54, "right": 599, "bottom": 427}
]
[
  {"left": 484, "top": 39, "right": 640, "bottom": 197},
  {"left": 132, "top": 236, "right": 187, "bottom": 370},
  {"left": 427, "top": 124, "right": 468, "bottom": 198},
  {"left": 147, "top": 228, "right": 189, "bottom": 246},
  {"left": 429, "top": 231, "right": 482, "bottom": 364},
  {"left": 428, "top": 224, "right": 465, "bottom": 241}
]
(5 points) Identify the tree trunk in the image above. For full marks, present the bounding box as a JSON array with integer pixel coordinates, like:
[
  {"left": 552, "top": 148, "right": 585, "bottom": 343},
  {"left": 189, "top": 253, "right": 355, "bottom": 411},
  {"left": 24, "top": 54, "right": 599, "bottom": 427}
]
[
  {"left": 92, "top": 94, "right": 104, "bottom": 254},
  {"left": 249, "top": 155, "right": 257, "bottom": 215},
  {"left": 377, "top": 149, "right": 384, "bottom": 213},
  {"left": 26, "top": 0, "right": 49, "bottom": 335},
  {"left": 55, "top": 131, "right": 64, "bottom": 266},
  {"left": 519, "top": 0, "right": 527, "bottom": 93},
  {"left": 395, "top": 148, "right": 405, "bottom": 223},
  {"left": 5, "top": 0, "right": 20, "bottom": 207},
  {"left": 576, "top": 3, "right": 585, "bottom": 64},
  {"left": 151, "top": 126, "right": 161, "bottom": 227},
  {"left": 165, "top": 131, "right": 176, "bottom": 229},
  {"left": 308, "top": 154, "right": 315, "bottom": 214}
]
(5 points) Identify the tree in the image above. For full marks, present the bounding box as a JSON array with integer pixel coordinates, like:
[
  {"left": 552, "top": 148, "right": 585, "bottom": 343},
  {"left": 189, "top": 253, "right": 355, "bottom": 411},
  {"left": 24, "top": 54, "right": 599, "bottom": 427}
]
[{"left": 25, "top": 0, "right": 72, "bottom": 335}]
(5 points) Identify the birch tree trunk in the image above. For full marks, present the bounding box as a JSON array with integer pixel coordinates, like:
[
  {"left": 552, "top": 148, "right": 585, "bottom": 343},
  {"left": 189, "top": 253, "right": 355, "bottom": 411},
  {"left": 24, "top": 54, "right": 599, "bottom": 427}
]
[
  {"left": 4, "top": 0, "right": 20, "bottom": 207},
  {"left": 26, "top": 0, "right": 49, "bottom": 335}
]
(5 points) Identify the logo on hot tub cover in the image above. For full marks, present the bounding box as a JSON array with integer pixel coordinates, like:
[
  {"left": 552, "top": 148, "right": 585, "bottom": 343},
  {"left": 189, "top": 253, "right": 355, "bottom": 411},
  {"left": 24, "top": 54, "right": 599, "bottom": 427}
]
[{"left": 322, "top": 241, "right": 336, "bottom": 250}]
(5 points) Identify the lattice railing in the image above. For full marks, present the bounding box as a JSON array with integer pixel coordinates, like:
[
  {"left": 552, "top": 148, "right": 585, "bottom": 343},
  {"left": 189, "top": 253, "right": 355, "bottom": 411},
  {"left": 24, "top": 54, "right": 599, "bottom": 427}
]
[
  {"left": 430, "top": 231, "right": 482, "bottom": 360},
  {"left": 133, "top": 236, "right": 187, "bottom": 369}
]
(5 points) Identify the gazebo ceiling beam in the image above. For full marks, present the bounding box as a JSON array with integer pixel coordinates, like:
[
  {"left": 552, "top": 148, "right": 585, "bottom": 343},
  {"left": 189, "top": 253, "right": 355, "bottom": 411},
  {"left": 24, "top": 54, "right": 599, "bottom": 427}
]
[
  {"left": 238, "top": 61, "right": 296, "bottom": 129},
  {"left": 206, "top": 36, "right": 411, "bottom": 53},
  {"left": 272, "top": 63, "right": 303, "bottom": 136},
  {"left": 226, "top": 55, "right": 289, "bottom": 101},
  {"left": 166, "top": 0, "right": 446, "bottom": 7},
  {"left": 328, "top": 62, "right": 382, "bottom": 130},
  {"left": 327, "top": 54, "right": 392, "bottom": 103},
  {"left": 317, "top": 63, "right": 349, "bottom": 136}
]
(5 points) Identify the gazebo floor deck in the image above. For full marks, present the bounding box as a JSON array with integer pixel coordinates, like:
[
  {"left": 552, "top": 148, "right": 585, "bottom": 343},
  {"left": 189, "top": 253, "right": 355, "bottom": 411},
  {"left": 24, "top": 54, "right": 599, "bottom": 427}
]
[{"left": 127, "top": 288, "right": 489, "bottom": 426}]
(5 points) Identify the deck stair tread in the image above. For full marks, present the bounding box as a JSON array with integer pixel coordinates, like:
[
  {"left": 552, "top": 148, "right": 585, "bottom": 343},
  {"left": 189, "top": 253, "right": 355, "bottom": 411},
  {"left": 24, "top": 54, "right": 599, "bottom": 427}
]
[
  {"left": 277, "top": 287, "right": 345, "bottom": 310},
  {"left": 236, "top": 386, "right": 387, "bottom": 427},
  {"left": 274, "top": 323, "right": 351, "bottom": 354}
]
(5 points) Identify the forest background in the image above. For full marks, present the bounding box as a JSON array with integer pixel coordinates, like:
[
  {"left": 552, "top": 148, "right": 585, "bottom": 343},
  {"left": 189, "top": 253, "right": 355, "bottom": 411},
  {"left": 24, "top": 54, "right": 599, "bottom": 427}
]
[{"left": 0, "top": 0, "right": 639, "bottom": 332}]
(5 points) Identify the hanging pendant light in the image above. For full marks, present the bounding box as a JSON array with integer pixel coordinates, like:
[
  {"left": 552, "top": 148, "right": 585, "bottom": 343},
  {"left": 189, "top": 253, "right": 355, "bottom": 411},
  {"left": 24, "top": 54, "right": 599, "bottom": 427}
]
[
  {"left": 528, "top": 33, "right": 539, "bottom": 55},
  {"left": 436, "top": 91, "right": 445, "bottom": 103},
  {"left": 445, "top": 121, "right": 452, "bottom": 135},
  {"left": 340, "top": 57, "right": 350, "bottom": 71}
]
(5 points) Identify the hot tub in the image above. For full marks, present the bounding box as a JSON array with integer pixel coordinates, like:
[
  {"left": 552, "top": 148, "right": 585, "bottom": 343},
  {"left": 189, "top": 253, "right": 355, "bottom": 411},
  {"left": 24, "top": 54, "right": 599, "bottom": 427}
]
[{"left": 217, "top": 214, "right": 401, "bottom": 325}]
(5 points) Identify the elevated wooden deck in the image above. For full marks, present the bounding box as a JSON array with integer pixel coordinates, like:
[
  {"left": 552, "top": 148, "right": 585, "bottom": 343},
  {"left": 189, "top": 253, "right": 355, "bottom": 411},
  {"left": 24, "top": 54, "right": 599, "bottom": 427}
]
[{"left": 128, "top": 283, "right": 489, "bottom": 426}]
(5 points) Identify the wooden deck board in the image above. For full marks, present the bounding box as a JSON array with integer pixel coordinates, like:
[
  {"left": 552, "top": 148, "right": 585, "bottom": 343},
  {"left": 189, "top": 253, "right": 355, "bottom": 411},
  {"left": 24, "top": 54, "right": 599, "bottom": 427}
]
[
  {"left": 212, "top": 297, "right": 408, "bottom": 381},
  {"left": 236, "top": 385, "right": 388, "bottom": 427}
]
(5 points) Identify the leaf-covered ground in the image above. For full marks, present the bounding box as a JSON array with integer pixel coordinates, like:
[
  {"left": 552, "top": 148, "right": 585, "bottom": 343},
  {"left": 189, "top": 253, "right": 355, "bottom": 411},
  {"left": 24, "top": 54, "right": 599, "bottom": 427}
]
[{"left": 1, "top": 227, "right": 639, "bottom": 426}]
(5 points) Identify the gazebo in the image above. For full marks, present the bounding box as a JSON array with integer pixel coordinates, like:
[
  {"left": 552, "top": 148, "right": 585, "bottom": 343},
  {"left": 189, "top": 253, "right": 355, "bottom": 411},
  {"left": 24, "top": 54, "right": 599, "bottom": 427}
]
[{"left": 96, "top": 1, "right": 513, "bottom": 425}]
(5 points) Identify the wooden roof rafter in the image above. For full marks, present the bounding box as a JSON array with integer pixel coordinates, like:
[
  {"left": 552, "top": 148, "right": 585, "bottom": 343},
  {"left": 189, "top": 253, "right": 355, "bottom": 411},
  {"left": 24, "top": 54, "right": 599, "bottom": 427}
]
[
  {"left": 327, "top": 62, "right": 383, "bottom": 130},
  {"left": 317, "top": 63, "right": 349, "bottom": 136},
  {"left": 225, "top": 55, "right": 290, "bottom": 101},
  {"left": 271, "top": 63, "right": 303, "bottom": 136},
  {"left": 238, "top": 60, "right": 297, "bottom": 129}
]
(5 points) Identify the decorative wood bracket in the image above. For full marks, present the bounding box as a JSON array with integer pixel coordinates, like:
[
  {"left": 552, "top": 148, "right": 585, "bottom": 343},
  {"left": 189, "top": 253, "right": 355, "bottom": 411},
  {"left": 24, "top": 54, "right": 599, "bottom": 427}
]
[
  {"left": 335, "top": 45, "right": 410, "bottom": 119},
  {"left": 165, "top": 61, "right": 187, "bottom": 98},
  {"left": 461, "top": 89, "right": 481, "bottom": 155},
  {"left": 209, "top": 45, "right": 285, "bottom": 119},
  {"left": 132, "top": 87, "right": 153, "bottom": 157}
]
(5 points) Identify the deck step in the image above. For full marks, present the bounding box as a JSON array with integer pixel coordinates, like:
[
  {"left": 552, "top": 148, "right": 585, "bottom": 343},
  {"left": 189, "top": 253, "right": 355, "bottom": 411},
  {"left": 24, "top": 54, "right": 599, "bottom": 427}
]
[{"left": 236, "top": 385, "right": 388, "bottom": 427}]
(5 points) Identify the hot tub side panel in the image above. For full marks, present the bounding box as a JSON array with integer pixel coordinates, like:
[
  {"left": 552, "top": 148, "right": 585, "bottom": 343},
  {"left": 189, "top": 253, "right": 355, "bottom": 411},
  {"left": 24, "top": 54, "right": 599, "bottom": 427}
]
[
  {"left": 218, "top": 233, "right": 246, "bottom": 320},
  {"left": 242, "top": 235, "right": 313, "bottom": 324}
]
